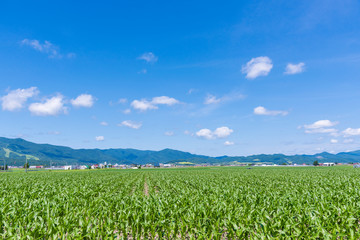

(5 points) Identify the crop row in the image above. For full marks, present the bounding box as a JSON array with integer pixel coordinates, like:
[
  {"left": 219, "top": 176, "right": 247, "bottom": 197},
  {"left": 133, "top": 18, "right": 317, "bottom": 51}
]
[{"left": 0, "top": 167, "right": 359, "bottom": 239}]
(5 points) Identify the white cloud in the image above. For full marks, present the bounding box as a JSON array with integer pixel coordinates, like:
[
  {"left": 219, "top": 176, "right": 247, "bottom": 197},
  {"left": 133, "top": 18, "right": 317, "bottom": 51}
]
[
  {"left": 118, "top": 120, "right": 142, "bottom": 129},
  {"left": 21, "top": 39, "right": 73, "bottom": 59},
  {"left": 1, "top": 87, "right": 39, "bottom": 111},
  {"left": 302, "top": 120, "right": 339, "bottom": 135},
  {"left": 204, "top": 94, "right": 221, "bottom": 104},
  {"left": 130, "top": 99, "right": 157, "bottom": 111},
  {"left": 131, "top": 96, "right": 180, "bottom": 111},
  {"left": 196, "top": 129, "right": 214, "bottom": 140},
  {"left": 224, "top": 141, "right": 234, "bottom": 146},
  {"left": 138, "top": 52, "right": 158, "bottom": 63},
  {"left": 343, "top": 128, "right": 360, "bottom": 136},
  {"left": 95, "top": 136, "right": 105, "bottom": 141},
  {"left": 71, "top": 94, "right": 95, "bottom": 108},
  {"left": 254, "top": 106, "right": 288, "bottom": 116},
  {"left": 304, "top": 120, "right": 338, "bottom": 129},
  {"left": 330, "top": 139, "right": 338, "bottom": 144},
  {"left": 305, "top": 128, "right": 338, "bottom": 134},
  {"left": 213, "top": 127, "right": 233, "bottom": 138},
  {"left": 242, "top": 56, "right": 273, "bottom": 79},
  {"left": 202, "top": 92, "right": 245, "bottom": 108},
  {"left": 29, "top": 95, "right": 67, "bottom": 116},
  {"left": 284, "top": 62, "right": 305, "bottom": 75},
  {"left": 152, "top": 96, "right": 179, "bottom": 105},
  {"left": 100, "top": 121, "right": 108, "bottom": 126},
  {"left": 165, "top": 131, "right": 174, "bottom": 136},
  {"left": 196, "top": 126, "right": 233, "bottom": 140}
]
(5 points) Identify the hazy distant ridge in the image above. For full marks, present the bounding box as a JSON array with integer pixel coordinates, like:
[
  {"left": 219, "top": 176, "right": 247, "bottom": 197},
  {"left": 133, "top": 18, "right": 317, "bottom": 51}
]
[{"left": 0, "top": 137, "right": 358, "bottom": 166}]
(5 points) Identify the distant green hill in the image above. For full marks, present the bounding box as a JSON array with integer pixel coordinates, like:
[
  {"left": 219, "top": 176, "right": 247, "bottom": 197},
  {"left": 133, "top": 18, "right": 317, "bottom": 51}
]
[
  {"left": 0, "top": 137, "right": 359, "bottom": 166},
  {"left": 0, "top": 137, "right": 211, "bottom": 166}
]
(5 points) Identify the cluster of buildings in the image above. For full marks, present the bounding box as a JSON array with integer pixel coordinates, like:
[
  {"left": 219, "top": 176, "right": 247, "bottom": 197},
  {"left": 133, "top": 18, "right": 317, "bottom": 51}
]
[
  {"left": 56, "top": 163, "right": 181, "bottom": 170},
  {"left": 7, "top": 161, "right": 360, "bottom": 171},
  {"left": 7, "top": 162, "right": 179, "bottom": 170}
]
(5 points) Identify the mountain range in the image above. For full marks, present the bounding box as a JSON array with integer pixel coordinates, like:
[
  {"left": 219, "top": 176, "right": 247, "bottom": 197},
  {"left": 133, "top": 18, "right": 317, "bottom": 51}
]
[{"left": 0, "top": 137, "right": 359, "bottom": 166}]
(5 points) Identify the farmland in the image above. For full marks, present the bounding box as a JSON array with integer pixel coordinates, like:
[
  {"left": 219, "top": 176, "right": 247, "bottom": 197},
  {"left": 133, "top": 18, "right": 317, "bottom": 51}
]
[{"left": 0, "top": 167, "right": 360, "bottom": 239}]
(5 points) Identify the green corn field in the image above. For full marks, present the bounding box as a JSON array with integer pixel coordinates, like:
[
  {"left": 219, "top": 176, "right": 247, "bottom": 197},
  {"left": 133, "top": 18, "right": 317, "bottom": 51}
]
[{"left": 0, "top": 166, "right": 360, "bottom": 239}]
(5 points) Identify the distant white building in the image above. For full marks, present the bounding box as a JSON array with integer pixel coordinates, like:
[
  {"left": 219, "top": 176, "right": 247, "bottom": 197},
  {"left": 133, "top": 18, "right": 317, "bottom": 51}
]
[
  {"left": 63, "top": 165, "right": 72, "bottom": 170},
  {"left": 29, "top": 166, "right": 44, "bottom": 169},
  {"left": 323, "top": 163, "right": 335, "bottom": 166}
]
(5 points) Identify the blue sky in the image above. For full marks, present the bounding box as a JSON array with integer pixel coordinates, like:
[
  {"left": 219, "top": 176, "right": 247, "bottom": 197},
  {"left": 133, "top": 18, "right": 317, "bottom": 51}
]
[{"left": 1, "top": 0, "right": 360, "bottom": 156}]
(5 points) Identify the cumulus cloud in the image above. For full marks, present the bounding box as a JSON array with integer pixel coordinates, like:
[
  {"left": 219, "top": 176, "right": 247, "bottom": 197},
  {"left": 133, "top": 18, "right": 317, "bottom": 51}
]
[
  {"left": 330, "top": 139, "right": 338, "bottom": 144},
  {"left": 131, "top": 96, "right": 179, "bottom": 111},
  {"left": 131, "top": 99, "right": 158, "bottom": 111},
  {"left": 204, "top": 94, "right": 221, "bottom": 105},
  {"left": 302, "top": 120, "right": 339, "bottom": 134},
  {"left": 242, "top": 56, "right": 273, "bottom": 79},
  {"left": 196, "top": 129, "right": 214, "bottom": 140},
  {"left": 254, "top": 106, "right": 288, "bottom": 116},
  {"left": 343, "top": 128, "right": 360, "bottom": 136},
  {"left": 100, "top": 121, "right": 108, "bottom": 126},
  {"left": 71, "top": 94, "right": 95, "bottom": 108},
  {"left": 304, "top": 120, "right": 338, "bottom": 129},
  {"left": 21, "top": 39, "right": 73, "bottom": 59},
  {"left": 224, "top": 141, "right": 234, "bottom": 146},
  {"left": 118, "top": 120, "right": 142, "bottom": 129},
  {"left": 28, "top": 95, "right": 67, "bottom": 116},
  {"left": 284, "top": 62, "right": 305, "bottom": 75},
  {"left": 138, "top": 52, "right": 158, "bottom": 63},
  {"left": 214, "top": 127, "right": 234, "bottom": 138},
  {"left": 196, "top": 126, "right": 233, "bottom": 140},
  {"left": 1, "top": 87, "right": 39, "bottom": 111},
  {"left": 152, "top": 96, "right": 179, "bottom": 105},
  {"left": 95, "top": 136, "right": 105, "bottom": 141}
]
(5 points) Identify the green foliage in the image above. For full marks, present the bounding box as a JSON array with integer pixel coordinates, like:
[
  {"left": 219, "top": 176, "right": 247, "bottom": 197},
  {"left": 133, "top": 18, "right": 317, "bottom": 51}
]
[
  {"left": 313, "top": 160, "right": 319, "bottom": 166},
  {"left": 0, "top": 167, "right": 359, "bottom": 238}
]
